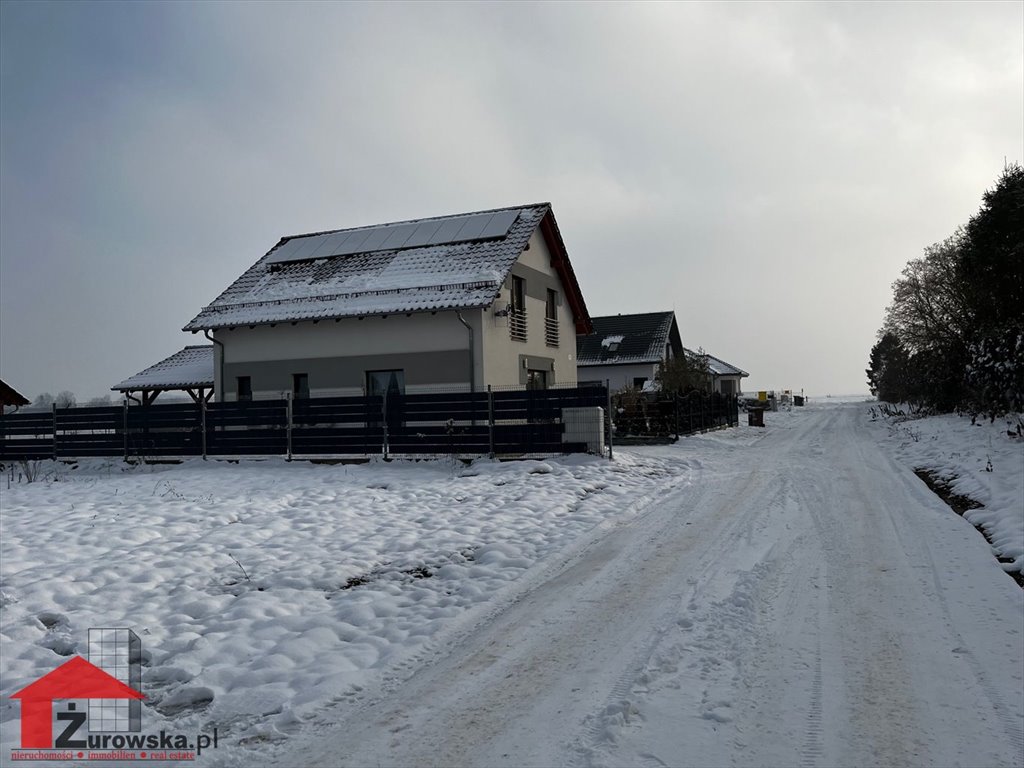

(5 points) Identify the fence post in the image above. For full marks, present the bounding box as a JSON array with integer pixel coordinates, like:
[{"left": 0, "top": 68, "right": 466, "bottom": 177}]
[
  {"left": 382, "top": 388, "right": 389, "bottom": 461},
  {"left": 286, "top": 393, "right": 293, "bottom": 461},
  {"left": 52, "top": 403, "right": 57, "bottom": 461},
  {"left": 122, "top": 400, "right": 129, "bottom": 461},
  {"left": 201, "top": 398, "right": 208, "bottom": 460},
  {"left": 673, "top": 394, "right": 680, "bottom": 441},
  {"left": 606, "top": 380, "right": 613, "bottom": 460},
  {"left": 487, "top": 385, "right": 495, "bottom": 459}
]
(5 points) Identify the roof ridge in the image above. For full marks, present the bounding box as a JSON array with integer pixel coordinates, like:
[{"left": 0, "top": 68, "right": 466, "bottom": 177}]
[
  {"left": 279, "top": 202, "right": 552, "bottom": 243},
  {"left": 590, "top": 310, "right": 675, "bottom": 320}
]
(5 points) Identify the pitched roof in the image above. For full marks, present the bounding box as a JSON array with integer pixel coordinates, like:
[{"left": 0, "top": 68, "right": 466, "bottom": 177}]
[
  {"left": 576, "top": 312, "right": 680, "bottom": 366},
  {"left": 184, "top": 203, "right": 591, "bottom": 333},
  {"left": 687, "top": 350, "right": 749, "bottom": 378},
  {"left": 12, "top": 656, "right": 144, "bottom": 701},
  {"left": 112, "top": 346, "right": 214, "bottom": 392},
  {"left": 0, "top": 378, "right": 30, "bottom": 406}
]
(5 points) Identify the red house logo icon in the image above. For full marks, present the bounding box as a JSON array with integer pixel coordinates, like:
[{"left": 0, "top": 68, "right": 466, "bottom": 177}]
[{"left": 11, "top": 656, "right": 145, "bottom": 749}]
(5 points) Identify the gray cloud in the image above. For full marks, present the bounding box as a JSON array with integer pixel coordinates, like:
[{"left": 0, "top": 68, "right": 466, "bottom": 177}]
[{"left": 2, "top": 0, "right": 1021, "bottom": 398}]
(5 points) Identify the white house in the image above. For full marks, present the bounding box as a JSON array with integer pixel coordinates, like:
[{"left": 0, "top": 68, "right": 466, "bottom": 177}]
[
  {"left": 181, "top": 203, "right": 592, "bottom": 401},
  {"left": 576, "top": 312, "right": 683, "bottom": 391},
  {"left": 697, "top": 352, "right": 749, "bottom": 396},
  {"left": 577, "top": 311, "right": 748, "bottom": 395}
]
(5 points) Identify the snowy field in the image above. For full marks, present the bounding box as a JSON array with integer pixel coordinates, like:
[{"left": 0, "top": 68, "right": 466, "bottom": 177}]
[
  {"left": 0, "top": 450, "right": 689, "bottom": 761},
  {"left": 1, "top": 400, "right": 1021, "bottom": 767}
]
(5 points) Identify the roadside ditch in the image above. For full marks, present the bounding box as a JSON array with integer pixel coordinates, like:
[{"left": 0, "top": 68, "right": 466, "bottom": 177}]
[{"left": 914, "top": 468, "right": 1023, "bottom": 588}]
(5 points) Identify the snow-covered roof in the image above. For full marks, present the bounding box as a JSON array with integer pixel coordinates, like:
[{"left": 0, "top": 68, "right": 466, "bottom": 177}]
[
  {"left": 112, "top": 346, "right": 214, "bottom": 392},
  {"left": 577, "top": 312, "right": 681, "bottom": 366},
  {"left": 184, "top": 203, "right": 593, "bottom": 332},
  {"left": 685, "top": 349, "right": 749, "bottom": 378},
  {"left": 0, "top": 378, "right": 30, "bottom": 406}
]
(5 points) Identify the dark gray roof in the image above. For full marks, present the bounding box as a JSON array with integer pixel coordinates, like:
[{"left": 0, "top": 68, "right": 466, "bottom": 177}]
[
  {"left": 113, "top": 346, "right": 214, "bottom": 391},
  {"left": 185, "top": 203, "right": 562, "bottom": 330},
  {"left": 576, "top": 312, "right": 680, "bottom": 366},
  {"left": 685, "top": 349, "right": 749, "bottom": 377}
]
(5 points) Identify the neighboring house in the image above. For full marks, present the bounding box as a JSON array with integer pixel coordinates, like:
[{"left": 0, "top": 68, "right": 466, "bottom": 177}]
[
  {"left": 112, "top": 346, "right": 215, "bottom": 405},
  {"left": 577, "top": 312, "right": 748, "bottom": 395},
  {"left": 690, "top": 350, "right": 749, "bottom": 396},
  {"left": 0, "top": 378, "right": 31, "bottom": 411},
  {"left": 576, "top": 312, "right": 683, "bottom": 391},
  {"left": 182, "top": 203, "right": 592, "bottom": 401}
]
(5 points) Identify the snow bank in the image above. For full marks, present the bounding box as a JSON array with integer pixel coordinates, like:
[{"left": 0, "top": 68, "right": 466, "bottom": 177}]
[{"left": 868, "top": 409, "right": 1024, "bottom": 574}]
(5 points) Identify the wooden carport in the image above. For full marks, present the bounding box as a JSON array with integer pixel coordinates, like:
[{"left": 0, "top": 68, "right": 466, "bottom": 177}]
[{"left": 112, "top": 345, "right": 214, "bottom": 405}]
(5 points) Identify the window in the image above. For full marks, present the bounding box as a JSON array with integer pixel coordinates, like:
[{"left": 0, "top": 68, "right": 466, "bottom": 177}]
[
  {"left": 526, "top": 369, "right": 548, "bottom": 390},
  {"left": 292, "top": 373, "right": 309, "bottom": 400},
  {"left": 545, "top": 289, "right": 559, "bottom": 347},
  {"left": 511, "top": 276, "right": 525, "bottom": 313},
  {"left": 366, "top": 369, "right": 405, "bottom": 398},
  {"left": 236, "top": 376, "right": 252, "bottom": 402},
  {"left": 509, "top": 275, "right": 527, "bottom": 342},
  {"left": 366, "top": 370, "right": 405, "bottom": 428},
  {"left": 633, "top": 377, "right": 648, "bottom": 389}
]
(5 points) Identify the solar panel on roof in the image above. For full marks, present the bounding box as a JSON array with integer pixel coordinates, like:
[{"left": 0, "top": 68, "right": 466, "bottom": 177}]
[
  {"left": 479, "top": 209, "right": 518, "bottom": 239},
  {"left": 286, "top": 236, "right": 325, "bottom": 262},
  {"left": 402, "top": 220, "right": 444, "bottom": 248},
  {"left": 452, "top": 213, "right": 492, "bottom": 241},
  {"left": 427, "top": 217, "right": 470, "bottom": 245},
  {"left": 357, "top": 226, "right": 393, "bottom": 252},
  {"left": 267, "top": 208, "right": 524, "bottom": 265},
  {"left": 313, "top": 230, "right": 355, "bottom": 258},
  {"left": 267, "top": 239, "right": 305, "bottom": 263},
  {"left": 335, "top": 228, "right": 373, "bottom": 256},
  {"left": 380, "top": 222, "right": 419, "bottom": 250}
]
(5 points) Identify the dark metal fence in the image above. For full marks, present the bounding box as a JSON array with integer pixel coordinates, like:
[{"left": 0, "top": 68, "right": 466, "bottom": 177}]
[
  {"left": 611, "top": 390, "right": 739, "bottom": 442},
  {"left": 0, "top": 385, "right": 611, "bottom": 462}
]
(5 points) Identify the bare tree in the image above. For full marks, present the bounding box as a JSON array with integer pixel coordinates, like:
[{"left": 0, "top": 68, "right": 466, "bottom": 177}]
[{"left": 55, "top": 391, "right": 77, "bottom": 409}]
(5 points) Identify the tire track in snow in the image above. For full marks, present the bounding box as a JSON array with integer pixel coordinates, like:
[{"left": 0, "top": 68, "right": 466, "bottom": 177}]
[
  {"left": 571, "top": 461, "right": 799, "bottom": 768},
  {"left": 856, "top": 432, "right": 1024, "bottom": 764},
  {"left": 798, "top": 634, "right": 825, "bottom": 768}
]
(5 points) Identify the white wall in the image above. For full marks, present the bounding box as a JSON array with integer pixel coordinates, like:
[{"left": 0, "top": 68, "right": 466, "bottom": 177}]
[
  {"left": 479, "top": 229, "right": 579, "bottom": 387},
  {"left": 713, "top": 375, "right": 745, "bottom": 395},
  {"left": 577, "top": 363, "right": 659, "bottom": 391}
]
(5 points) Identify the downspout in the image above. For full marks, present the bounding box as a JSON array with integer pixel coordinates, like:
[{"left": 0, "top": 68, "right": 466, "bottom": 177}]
[
  {"left": 203, "top": 329, "right": 226, "bottom": 402},
  {"left": 455, "top": 311, "right": 475, "bottom": 393}
]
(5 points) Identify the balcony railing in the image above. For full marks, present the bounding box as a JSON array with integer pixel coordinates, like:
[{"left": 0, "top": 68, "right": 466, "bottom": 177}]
[
  {"left": 545, "top": 316, "right": 559, "bottom": 347},
  {"left": 509, "top": 309, "right": 527, "bottom": 342}
]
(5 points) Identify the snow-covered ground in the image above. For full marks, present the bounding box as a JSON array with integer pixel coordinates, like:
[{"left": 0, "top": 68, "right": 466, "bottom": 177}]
[
  {"left": 0, "top": 451, "right": 687, "bottom": 762},
  {"left": 1, "top": 401, "right": 1021, "bottom": 767},
  {"left": 867, "top": 406, "right": 1024, "bottom": 575}
]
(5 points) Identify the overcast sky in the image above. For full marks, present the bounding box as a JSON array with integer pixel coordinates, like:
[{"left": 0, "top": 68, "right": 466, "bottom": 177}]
[{"left": 1, "top": 1, "right": 1021, "bottom": 400}]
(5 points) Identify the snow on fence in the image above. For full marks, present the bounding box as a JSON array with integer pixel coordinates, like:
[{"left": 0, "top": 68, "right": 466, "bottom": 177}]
[{"left": 0, "top": 385, "right": 612, "bottom": 461}]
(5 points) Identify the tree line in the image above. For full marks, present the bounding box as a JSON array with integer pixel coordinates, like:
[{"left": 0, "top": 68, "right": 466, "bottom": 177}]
[{"left": 867, "top": 164, "right": 1023, "bottom": 419}]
